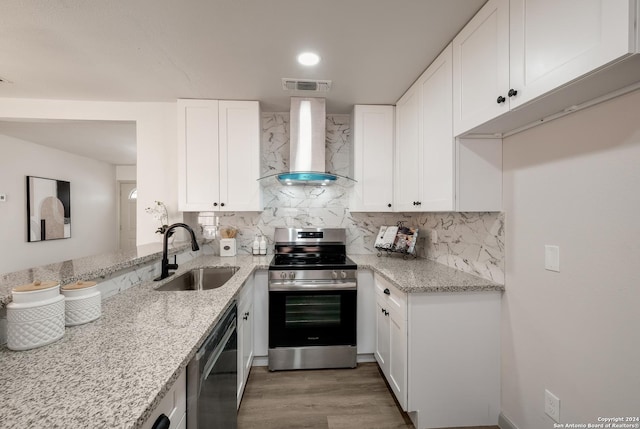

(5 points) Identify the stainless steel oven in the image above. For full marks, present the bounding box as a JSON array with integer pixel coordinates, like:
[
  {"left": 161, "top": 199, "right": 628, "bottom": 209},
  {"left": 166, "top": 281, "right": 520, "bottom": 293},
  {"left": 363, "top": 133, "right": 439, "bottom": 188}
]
[{"left": 268, "top": 228, "right": 357, "bottom": 371}]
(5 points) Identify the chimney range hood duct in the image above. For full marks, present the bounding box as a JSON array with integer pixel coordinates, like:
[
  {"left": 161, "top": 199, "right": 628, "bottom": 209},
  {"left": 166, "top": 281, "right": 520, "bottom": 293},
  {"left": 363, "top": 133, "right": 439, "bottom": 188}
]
[{"left": 274, "top": 97, "right": 352, "bottom": 186}]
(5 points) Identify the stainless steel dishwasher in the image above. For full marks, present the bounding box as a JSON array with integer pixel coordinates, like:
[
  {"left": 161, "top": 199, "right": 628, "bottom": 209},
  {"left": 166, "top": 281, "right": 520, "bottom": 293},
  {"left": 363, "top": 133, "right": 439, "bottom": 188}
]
[{"left": 187, "top": 303, "right": 237, "bottom": 429}]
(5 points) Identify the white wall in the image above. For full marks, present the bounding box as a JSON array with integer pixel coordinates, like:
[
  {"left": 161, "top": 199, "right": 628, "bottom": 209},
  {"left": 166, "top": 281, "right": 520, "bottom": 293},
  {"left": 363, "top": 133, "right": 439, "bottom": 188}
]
[
  {"left": 502, "top": 90, "right": 640, "bottom": 427},
  {"left": 116, "top": 165, "right": 136, "bottom": 181},
  {"left": 0, "top": 134, "right": 117, "bottom": 274},
  {"left": 0, "top": 98, "right": 180, "bottom": 247}
]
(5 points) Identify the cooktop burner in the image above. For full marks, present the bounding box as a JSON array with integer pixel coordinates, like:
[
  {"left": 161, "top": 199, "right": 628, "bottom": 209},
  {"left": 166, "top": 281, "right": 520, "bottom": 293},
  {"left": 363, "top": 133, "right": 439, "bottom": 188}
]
[{"left": 269, "top": 227, "right": 357, "bottom": 271}]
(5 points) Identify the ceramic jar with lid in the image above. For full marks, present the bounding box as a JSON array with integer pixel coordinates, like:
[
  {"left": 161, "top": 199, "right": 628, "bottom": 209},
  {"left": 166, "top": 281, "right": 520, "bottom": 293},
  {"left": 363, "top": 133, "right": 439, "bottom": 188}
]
[
  {"left": 7, "top": 280, "right": 65, "bottom": 351},
  {"left": 61, "top": 281, "right": 101, "bottom": 326}
]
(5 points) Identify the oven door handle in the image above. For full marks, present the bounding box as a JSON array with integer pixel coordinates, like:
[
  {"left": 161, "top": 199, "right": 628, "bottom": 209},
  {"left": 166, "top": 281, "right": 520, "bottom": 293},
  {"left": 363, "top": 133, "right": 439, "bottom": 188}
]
[{"left": 269, "top": 281, "right": 357, "bottom": 291}]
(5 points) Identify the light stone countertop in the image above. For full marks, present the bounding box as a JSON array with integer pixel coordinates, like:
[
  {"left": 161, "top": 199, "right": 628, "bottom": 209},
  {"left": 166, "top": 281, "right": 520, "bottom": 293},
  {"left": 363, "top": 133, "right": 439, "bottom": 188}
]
[
  {"left": 0, "top": 254, "right": 272, "bottom": 429},
  {"left": 0, "top": 242, "right": 192, "bottom": 308},
  {"left": 0, "top": 252, "right": 502, "bottom": 429},
  {"left": 350, "top": 254, "right": 504, "bottom": 292}
]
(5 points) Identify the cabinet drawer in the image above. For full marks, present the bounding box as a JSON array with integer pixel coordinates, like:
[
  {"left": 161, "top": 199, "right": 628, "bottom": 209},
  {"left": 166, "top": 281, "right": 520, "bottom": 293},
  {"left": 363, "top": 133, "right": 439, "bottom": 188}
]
[
  {"left": 141, "top": 369, "right": 186, "bottom": 429},
  {"left": 374, "top": 274, "right": 406, "bottom": 319}
]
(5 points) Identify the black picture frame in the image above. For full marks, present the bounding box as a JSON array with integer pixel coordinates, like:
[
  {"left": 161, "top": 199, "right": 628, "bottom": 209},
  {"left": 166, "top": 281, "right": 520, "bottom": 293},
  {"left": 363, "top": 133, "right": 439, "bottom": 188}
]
[{"left": 26, "top": 176, "right": 71, "bottom": 242}]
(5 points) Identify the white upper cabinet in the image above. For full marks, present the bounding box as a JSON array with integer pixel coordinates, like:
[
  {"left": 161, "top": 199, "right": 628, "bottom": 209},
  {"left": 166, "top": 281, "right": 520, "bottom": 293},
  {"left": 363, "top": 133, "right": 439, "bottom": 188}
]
[
  {"left": 509, "top": 0, "right": 636, "bottom": 109},
  {"left": 218, "top": 100, "right": 262, "bottom": 211},
  {"left": 350, "top": 105, "right": 395, "bottom": 212},
  {"left": 395, "top": 44, "right": 456, "bottom": 212},
  {"left": 178, "top": 99, "right": 262, "bottom": 212},
  {"left": 178, "top": 99, "right": 220, "bottom": 212},
  {"left": 452, "top": 0, "right": 510, "bottom": 136},
  {"left": 394, "top": 84, "right": 422, "bottom": 212},
  {"left": 454, "top": 0, "right": 638, "bottom": 136},
  {"left": 420, "top": 45, "right": 455, "bottom": 211}
]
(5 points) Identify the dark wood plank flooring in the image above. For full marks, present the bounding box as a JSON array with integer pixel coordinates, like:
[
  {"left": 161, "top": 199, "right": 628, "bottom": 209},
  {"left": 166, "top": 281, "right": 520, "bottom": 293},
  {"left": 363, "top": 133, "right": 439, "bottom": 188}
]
[{"left": 237, "top": 362, "right": 499, "bottom": 429}]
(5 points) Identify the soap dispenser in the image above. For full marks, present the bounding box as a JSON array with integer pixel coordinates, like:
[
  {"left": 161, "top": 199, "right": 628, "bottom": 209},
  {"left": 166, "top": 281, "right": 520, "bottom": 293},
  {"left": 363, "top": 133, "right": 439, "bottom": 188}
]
[
  {"left": 252, "top": 235, "right": 260, "bottom": 255},
  {"left": 259, "top": 235, "right": 267, "bottom": 255}
]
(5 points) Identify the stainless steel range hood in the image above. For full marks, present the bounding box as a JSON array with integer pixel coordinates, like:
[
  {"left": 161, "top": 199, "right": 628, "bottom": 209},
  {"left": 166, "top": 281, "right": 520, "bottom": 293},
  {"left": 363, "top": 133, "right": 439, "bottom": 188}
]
[
  {"left": 278, "top": 97, "right": 334, "bottom": 185},
  {"left": 265, "top": 97, "right": 354, "bottom": 186}
]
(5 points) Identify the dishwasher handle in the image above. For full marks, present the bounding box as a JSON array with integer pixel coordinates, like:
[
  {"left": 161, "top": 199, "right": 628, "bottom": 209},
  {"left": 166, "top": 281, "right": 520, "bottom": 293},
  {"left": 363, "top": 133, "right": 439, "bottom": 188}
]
[{"left": 202, "top": 318, "right": 236, "bottom": 383}]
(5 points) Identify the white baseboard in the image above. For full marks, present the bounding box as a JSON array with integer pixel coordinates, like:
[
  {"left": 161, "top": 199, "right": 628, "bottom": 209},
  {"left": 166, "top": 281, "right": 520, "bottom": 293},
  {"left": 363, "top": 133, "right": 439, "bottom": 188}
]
[
  {"left": 499, "top": 413, "right": 519, "bottom": 429},
  {"left": 252, "top": 356, "right": 268, "bottom": 367},
  {"left": 357, "top": 353, "right": 376, "bottom": 363}
]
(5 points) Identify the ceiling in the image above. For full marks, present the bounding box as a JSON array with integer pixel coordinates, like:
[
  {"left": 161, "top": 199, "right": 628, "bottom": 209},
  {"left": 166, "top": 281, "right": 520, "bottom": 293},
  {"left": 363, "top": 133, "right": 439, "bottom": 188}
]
[
  {"left": 0, "top": 0, "right": 485, "bottom": 164},
  {"left": 0, "top": 119, "right": 137, "bottom": 165},
  {"left": 0, "top": 0, "right": 485, "bottom": 114}
]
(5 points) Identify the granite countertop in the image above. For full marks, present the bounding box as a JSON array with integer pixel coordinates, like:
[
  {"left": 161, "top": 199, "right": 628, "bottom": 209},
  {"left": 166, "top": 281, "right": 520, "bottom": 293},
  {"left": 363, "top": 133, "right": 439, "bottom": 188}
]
[
  {"left": 0, "top": 254, "right": 271, "bottom": 429},
  {"left": 0, "top": 242, "right": 191, "bottom": 308},
  {"left": 350, "top": 254, "right": 504, "bottom": 292},
  {"left": 0, "top": 251, "right": 501, "bottom": 429}
]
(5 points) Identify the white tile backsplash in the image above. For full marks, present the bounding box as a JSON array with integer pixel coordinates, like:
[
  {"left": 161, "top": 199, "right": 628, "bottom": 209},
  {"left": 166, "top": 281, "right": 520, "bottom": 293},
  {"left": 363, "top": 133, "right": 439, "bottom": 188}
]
[{"left": 190, "top": 112, "right": 504, "bottom": 283}]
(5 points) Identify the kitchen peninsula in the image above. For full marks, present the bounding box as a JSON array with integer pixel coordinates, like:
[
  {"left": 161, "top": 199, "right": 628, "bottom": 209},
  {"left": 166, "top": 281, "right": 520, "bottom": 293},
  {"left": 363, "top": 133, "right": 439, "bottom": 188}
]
[{"left": 0, "top": 245, "right": 502, "bottom": 429}]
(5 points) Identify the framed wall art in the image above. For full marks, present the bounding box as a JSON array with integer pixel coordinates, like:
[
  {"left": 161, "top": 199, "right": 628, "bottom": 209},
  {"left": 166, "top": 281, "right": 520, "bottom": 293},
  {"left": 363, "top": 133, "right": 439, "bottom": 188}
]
[{"left": 26, "top": 176, "right": 71, "bottom": 242}]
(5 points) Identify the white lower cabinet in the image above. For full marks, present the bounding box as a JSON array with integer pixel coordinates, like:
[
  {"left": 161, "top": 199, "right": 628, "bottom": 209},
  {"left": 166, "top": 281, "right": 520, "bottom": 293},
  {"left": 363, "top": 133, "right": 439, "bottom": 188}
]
[
  {"left": 141, "top": 369, "right": 186, "bottom": 429},
  {"left": 374, "top": 275, "right": 407, "bottom": 409},
  {"left": 356, "top": 269, "right": 376, "bottom": 355},
  {"left": 252, "top": 270, "right": 269, "bottom": 360},
  {"left": 237, "top": 276, "right": 254, "bottom": 408},
  {"left": 373, "top": 273, "right": 501, "bottom": 429}
]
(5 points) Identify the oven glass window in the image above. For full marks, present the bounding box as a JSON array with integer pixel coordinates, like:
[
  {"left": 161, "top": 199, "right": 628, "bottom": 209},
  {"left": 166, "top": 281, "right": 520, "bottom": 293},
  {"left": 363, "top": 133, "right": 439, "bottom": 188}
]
[{"left": 285, "top": 294, "right": 341, "bottom": 328}]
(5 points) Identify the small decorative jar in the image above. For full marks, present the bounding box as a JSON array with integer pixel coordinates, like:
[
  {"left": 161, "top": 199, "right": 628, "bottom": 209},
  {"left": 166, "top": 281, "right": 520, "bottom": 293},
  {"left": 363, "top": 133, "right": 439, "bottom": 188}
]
[
  {"left": 7, "top": 280, "right": 65, "bottom": 351},
  {"left": 61, "top": 281, "right": 101, "bottom": 326}
]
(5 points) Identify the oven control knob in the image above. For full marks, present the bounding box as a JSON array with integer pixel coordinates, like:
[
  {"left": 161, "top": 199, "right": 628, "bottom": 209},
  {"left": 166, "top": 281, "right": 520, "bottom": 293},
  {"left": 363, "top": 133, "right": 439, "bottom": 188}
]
[
  {"left": 332, "top": 271, "right": 338, "bottom": 279},
  {"left": 280, "top": 272, "right": 286, "bottom": 279},
  {"left": 340, "top": 271, "right": 347, "bottom": 279},
  {"left": 289, "top": 272, "right": 295, "bottom": 280}
]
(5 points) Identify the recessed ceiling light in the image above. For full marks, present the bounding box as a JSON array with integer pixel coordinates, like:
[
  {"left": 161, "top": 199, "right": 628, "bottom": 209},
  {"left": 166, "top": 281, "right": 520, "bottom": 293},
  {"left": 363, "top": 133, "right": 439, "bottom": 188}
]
[{"left": 297, "top": 52, "right": 320, "bottom": 66}]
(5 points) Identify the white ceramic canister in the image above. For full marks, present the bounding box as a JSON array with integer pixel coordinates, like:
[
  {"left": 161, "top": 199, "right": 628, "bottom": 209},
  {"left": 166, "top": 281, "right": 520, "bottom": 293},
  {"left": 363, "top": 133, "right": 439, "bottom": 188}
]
[
  {"left": 7, "top": 280, "right": 65, "bottom": 351},
  {"left": 61, "top": 281, "right": 101, "bottom": 326},
  {"left": 220, "top": 238, "right": 237, "bottom": 257}
]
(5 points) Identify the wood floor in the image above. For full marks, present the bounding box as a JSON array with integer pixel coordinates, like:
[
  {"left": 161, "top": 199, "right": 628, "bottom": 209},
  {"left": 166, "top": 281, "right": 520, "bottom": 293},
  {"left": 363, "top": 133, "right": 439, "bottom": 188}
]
[{"left": 237, "top": 362, "right": 499, "bottom": 429}]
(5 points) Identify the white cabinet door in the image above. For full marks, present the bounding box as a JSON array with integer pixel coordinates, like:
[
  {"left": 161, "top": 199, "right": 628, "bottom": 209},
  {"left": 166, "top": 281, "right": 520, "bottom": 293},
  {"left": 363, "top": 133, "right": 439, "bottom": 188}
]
[
  {"left": 509, "top": 0, "right": 636, "bottom": 109},
  {"left": 374, "top": 275, "right": 407, "bottom": 410},
  {"left": 374, "top": 295, "right": 390, "bottom": 372},
  {"left": 178, "top": 99, "right": 262, "bottom": 212},
  {"left": 420, "top": 44, "right": 454, "bottom": 211},
  {"left": 388, "top": 306, "right": 407, "bottom": 410},
  {"left": 357, "top": 269, "right": 376, "bottom": 355},
  {"left": 452, "top": 0, "right": 510, "bottom": 136},
  {"left": 394, "top": 85, "right": 422, "bottom": 212},
  {"left": 350, "top": 105, "right": 394, "bottom": 212},
  {"left": 177, "top": 99, "right": 220, "bottom": 212},
  {"left": 219, "top": 100, "right": 262, "bottom": 211},
  {"left": 252, "top": 270, "right": 269, "bottom": 358},
  {"left": 241, "top": 300, "right": 254, "bottom": 383},
  {"left": 237, "top": 278, "right": 254, "bottom": 408},
  {"left": 141, "top": 369, "right": 186, "bottom": 429}
]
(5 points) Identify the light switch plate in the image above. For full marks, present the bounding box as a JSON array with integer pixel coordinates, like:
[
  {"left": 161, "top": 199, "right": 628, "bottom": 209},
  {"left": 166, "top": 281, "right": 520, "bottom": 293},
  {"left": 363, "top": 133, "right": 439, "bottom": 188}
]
[{"left": 545, "top": 245, "right": 560, "bottom": 272}]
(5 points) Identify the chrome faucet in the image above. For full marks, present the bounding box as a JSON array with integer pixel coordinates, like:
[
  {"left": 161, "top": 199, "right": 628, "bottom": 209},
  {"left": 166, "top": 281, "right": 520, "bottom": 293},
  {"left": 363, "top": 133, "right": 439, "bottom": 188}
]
[{"left": 155, "top": 223, "right": 200, "bottom": 281}]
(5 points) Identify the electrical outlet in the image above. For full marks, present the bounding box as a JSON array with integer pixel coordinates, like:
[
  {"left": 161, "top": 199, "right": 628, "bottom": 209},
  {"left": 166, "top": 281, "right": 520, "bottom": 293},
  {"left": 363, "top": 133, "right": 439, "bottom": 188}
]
[
  {"left": 545, "top": 389, "right": 560, "bottom": 423},
  {"left": 545, "top": 245, "right": 560, "bottom": 272},
  {"left": 431, "top": 230, "right": 438, "bottom": 244}
]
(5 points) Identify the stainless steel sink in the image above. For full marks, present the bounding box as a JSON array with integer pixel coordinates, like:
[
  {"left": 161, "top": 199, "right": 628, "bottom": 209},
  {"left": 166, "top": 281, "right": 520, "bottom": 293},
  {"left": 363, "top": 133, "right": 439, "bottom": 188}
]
[{"left": 155, "top": 267, "right": 239, "bottom": 291}]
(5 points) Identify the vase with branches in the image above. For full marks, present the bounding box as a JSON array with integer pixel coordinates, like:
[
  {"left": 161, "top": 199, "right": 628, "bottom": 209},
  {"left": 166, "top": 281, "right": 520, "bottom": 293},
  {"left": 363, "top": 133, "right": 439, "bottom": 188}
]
[{"left": 145, "top": 201, "right": 173, "bottom": 237}]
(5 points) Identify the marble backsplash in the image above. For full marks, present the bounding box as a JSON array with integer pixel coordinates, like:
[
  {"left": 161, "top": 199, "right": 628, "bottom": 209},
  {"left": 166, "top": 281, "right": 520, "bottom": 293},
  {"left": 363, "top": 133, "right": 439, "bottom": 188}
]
[{"left": 184, "top": 112, "right": 505, "bottom": 284}]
